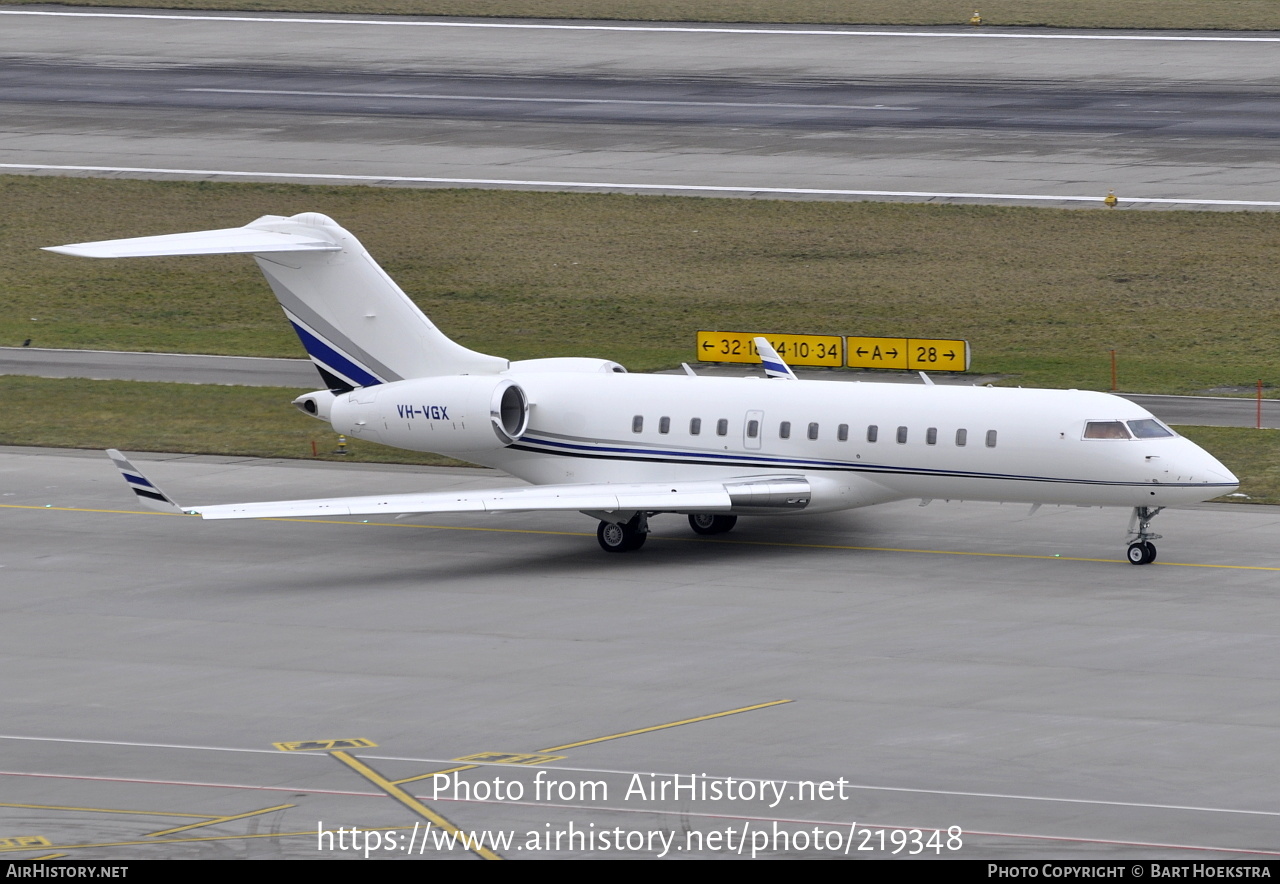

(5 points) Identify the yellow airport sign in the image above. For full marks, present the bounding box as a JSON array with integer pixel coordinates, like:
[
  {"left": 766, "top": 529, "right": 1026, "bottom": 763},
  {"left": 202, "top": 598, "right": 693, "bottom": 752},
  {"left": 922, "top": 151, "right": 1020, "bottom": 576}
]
[
  {"left": 846, "top": 336, "right": 909, "bottom": 370},
  {"left": 847, "top": 336, "right": 969, "bottom": 371},
  {"left": 906, "top": 337, "right": 969, "bottom": 371},
  {"left": 696, "top": 331, "right": 843, "bottom": 367}
]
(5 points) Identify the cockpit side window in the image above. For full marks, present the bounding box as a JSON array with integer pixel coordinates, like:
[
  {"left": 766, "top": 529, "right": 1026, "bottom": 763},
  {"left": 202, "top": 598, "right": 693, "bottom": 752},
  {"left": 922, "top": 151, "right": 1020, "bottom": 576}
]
[
  {"left": 1127, "top": 419, "right": 1176, "bottom": 439},
  {"left": 1083, "top": 420, "right": 1131, "bottom": 440}
]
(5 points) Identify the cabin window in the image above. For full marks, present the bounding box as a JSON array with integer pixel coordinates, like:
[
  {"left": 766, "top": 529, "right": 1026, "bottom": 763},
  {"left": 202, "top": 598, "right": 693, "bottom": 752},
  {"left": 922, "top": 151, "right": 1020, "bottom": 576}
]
[
  {"left": 658, "top": 416, "right": 671, "bottom": 434},
  {"left": 779, "top": 421, "right": 791, "bottom": 439},
  {"left": 867, "top": 425, "right": 878, "bottom": 443},
  {"left": 897, "top": 426, "right": 908, "bottom": 444},
  {"left": 837, "top": 424, "right": 849, "bottom": 442},
  {"left": 690, "top": 417, "right": 702, "bottom": 435},
  {"left": 926, "top": 427, "right": 938, "bottom": 445},
  {"left": 986, "top": 429, "right": 998, "bottom": 448},
  {"left": 956, "top": 428, "right": 967, "bottom": 447},
  {"left": 747, "top": 419, "right": 759, "bottom": 438},
  {"left": 807, "top": 422, "right": 819, "bottom": 440},
  {"left": 1128, "top": 419, "right": 1175, "bottom": 439},
  {"left": 632, "top": 415, "right": 643, "bottom": 433},
  {"left": 1084, "top": 420, "right": 1130, "bottom": 440},
  {"left": 716, "top": 419, "right": 729, "bottom": 436}
]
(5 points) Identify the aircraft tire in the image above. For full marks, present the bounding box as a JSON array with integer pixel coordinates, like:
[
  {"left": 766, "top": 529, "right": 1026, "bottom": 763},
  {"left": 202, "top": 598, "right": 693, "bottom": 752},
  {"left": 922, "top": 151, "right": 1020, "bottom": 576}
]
[
  {"left": 598, "top": 520, "right": 630, "bottom": 552},
  {"left": 1127, "top": 542, "right": 1155, "bottom": 565},
  {"left": 689, "top": 514, "right": 738, "bottom": 535},
  {"left": 598, "top": 517, "right": 646, "bottom": 552}
]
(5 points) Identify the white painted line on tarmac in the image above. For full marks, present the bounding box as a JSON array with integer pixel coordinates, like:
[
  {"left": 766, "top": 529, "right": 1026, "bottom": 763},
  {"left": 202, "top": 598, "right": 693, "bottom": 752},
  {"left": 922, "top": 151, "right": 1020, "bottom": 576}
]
[
  {"left": 6, "top": 163, "right": 1280, "bottom": 207},
  {"left": 184, "top": 88, "right": 916, "bottom": 112},
  {"left": 4, "top": 734, "right": 1277, "bottom": 819},
  {"left": 3, "top": 9, "right": 1280, "bottom": 41}
]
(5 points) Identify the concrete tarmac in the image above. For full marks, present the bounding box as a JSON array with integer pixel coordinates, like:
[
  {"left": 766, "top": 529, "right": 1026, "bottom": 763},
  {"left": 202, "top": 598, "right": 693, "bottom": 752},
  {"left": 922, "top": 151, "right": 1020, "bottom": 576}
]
[
  {"left": 2, "top": 446, "right": 1278, "bottom": 859},
  {"left": 2, "top": 7, "right": 1279, "bottom": 206}
]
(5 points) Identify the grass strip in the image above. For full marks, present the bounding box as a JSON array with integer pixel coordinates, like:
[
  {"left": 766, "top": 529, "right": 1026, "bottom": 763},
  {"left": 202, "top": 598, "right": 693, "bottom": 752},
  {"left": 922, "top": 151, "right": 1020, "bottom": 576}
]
[
  {"left": 0, "top": 376, "right": 467, "bottom": 467},
  {"left": 2, "top": 377, "right": 1274, "bottom": 504},
  {"left": 9, "top": 1, "right": 1280, "bottom": 31},
  {"left": 7, "top": 176, "right": 1280, "bottom": 396}
]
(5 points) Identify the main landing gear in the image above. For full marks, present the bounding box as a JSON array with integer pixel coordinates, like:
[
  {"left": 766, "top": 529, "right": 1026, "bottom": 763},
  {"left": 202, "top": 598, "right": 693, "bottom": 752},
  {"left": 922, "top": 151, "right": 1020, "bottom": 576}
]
[
  {"left": 688, "top": 514, "right": 737, "bottom": 536},
  {"left": 597, "top": 513, "right": 648, "bottom": 552},
  {"left": 597, "top": 513, "right": 740, "bottom": 552},
  {"left": 1126, "top": 506, "right": 1164, "bottom": 565}
]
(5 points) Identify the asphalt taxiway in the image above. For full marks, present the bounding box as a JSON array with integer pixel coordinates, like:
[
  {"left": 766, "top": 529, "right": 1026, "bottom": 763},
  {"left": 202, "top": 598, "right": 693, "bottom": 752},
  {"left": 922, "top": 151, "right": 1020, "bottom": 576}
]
[
  {"left": 2, "top": 7, "right": 1279, "bottom": 206},
  {"left": 2, "top": 446, "right": 1278, "bottom": 859}
]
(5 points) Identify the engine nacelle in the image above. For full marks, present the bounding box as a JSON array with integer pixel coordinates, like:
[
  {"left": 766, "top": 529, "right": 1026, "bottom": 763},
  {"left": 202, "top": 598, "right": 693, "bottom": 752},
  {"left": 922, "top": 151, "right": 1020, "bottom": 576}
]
[{"left": 330, "top": 376, "right": 530, "bottom": 454}]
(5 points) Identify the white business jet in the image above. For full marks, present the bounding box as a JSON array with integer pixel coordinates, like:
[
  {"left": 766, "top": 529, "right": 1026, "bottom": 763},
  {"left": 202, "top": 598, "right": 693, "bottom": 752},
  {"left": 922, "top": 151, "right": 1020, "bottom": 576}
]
[{"left": 49, "top": 212, "right": 1238, "bottom": 564}]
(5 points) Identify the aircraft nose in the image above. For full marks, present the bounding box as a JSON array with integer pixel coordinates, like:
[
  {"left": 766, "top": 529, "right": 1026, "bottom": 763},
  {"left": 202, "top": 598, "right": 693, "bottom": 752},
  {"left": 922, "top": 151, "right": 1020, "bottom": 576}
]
[{"left": 1191, "top": 447, "right": 1238, "bottom": 489}]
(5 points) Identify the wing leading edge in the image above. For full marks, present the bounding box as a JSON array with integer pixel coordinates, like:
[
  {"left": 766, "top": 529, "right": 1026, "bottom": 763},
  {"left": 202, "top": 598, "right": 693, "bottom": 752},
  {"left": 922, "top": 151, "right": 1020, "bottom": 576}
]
[{"left": 106, "top": 450, "right": 770, "bottom": 521}]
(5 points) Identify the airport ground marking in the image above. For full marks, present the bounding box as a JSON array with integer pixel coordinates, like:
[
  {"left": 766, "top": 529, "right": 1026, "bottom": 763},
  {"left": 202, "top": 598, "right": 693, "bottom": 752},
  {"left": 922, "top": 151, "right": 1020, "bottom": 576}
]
[
  {"left": 389, "top": 753, "right": 564, "bottom": 787},
  {"left": 391, "top": 700, "right": 790, "bottom": 787},
  {"left": 6, "top": 765, "right": 1278, "bottom": 855},
  {"left": 329, "top": 751, "right": 503, "bottom": 861},
  {"left": 144, "top": 802, "right": 295, "bottom": 838},
  {"left": 0, "top": 837, "right": 51, "bottom": 851},
  {"left": 274, "top": 738, "right": 377, "bottom": 751},
  {"left": 5, "top": 10, "right": 1280, "bottom": 41},
  {"left": 1, "top": 801, "right": 210, "bottom": 819},
  {"left": 9, "top": 503, "right": 1279, "bottom": 570},
  {"left": 0, "top": 769, "right": 382, "bottom": 799},
  {"left": 4, "top": 775, "right": 1279, "bottom": 859},
  {"left": 4, "top": 821, "right": 1275, "bottom": 859},
  {"left": 6, "top": 164, "right": 1280, "bottom": 208},
  {"left": 0, "top": 827, "right": 406, "bottom": 856},
  {"left": 541, "top": 699, "right": 793, "bottom": 753}
]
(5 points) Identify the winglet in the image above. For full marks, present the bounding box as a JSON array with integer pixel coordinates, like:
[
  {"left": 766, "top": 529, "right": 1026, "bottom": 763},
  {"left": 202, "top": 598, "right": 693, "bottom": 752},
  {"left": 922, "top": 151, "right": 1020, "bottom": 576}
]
[
  {"left": 753, "top": 337, "right": 797, "bottom": 380},
  {"left": 106, "top": 450, "right": 185, "bottom": 513}
]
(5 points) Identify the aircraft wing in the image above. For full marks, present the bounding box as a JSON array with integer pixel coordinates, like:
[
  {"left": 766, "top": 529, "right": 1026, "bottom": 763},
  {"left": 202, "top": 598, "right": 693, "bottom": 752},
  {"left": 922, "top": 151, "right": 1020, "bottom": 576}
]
[{"left": 107, "top": 450, "right": 747, "bottom": 520}]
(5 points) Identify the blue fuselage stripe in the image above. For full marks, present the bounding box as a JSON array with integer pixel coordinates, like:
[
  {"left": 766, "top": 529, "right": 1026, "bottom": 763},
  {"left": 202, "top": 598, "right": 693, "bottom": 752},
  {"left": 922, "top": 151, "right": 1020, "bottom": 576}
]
[{"left": 513, "top": 435, "right": 1230, "bottom": 489}]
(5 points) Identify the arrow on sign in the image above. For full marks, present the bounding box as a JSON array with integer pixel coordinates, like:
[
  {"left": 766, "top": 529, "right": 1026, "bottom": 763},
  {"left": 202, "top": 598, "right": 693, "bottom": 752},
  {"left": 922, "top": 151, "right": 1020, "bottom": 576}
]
[{"left": 702, "top": 341, "right": 714, "bottom": 351}]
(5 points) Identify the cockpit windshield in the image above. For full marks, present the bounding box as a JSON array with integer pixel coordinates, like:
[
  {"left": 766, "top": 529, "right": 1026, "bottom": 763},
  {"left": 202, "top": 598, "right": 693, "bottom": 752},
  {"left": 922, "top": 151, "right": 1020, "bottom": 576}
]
[
  {"left": 1084, "top": 420, "right": 1131, "bottom": 439},
  {"left": 1127, "top": 419, "right": 1176, "bottom": 438},
  {"left": 1083, "top": 419, "right": 1177, "bottom": 440}
]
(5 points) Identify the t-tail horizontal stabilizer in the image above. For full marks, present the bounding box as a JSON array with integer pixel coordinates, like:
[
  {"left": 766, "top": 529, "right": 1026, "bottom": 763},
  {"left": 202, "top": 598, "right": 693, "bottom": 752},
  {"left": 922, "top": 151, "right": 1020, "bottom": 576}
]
[
  {"left": 48, "top": 213, "right": 508, "bottom": 390},
  {"left": 106, "top": 450, "right": 185, "bottom": 514}
]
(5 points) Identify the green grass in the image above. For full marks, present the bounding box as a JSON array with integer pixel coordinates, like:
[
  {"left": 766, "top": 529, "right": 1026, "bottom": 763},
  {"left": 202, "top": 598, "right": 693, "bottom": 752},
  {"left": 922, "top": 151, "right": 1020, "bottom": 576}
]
[
  {"left": 7, "top": 175, "right": 1280, "bottom": 395},
  {"left": 12, "top": 1, "right": 1280, "bottom": 30},
  {"left": 2, "top": 376, "right": 1273, "bottom": 503},
  {"left": 0, "top": 376, "right": 468, "bottom": 466},
  {"left": 1176, "top": 426, "right": 1280, "bottom": 504}
]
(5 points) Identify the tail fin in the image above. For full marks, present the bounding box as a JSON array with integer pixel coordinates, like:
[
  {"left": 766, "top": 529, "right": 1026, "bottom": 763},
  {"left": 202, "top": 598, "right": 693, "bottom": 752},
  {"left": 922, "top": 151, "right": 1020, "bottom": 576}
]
[{"left": 48, "top": 213, "right": 507, "bottom": 389}]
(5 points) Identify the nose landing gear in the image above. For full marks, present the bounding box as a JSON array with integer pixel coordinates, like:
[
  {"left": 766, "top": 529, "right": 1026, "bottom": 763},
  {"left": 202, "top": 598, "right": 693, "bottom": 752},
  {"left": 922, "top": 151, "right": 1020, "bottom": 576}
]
[{"left": 1126, "top": 506, "right": 1163, "bottom": 565}]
